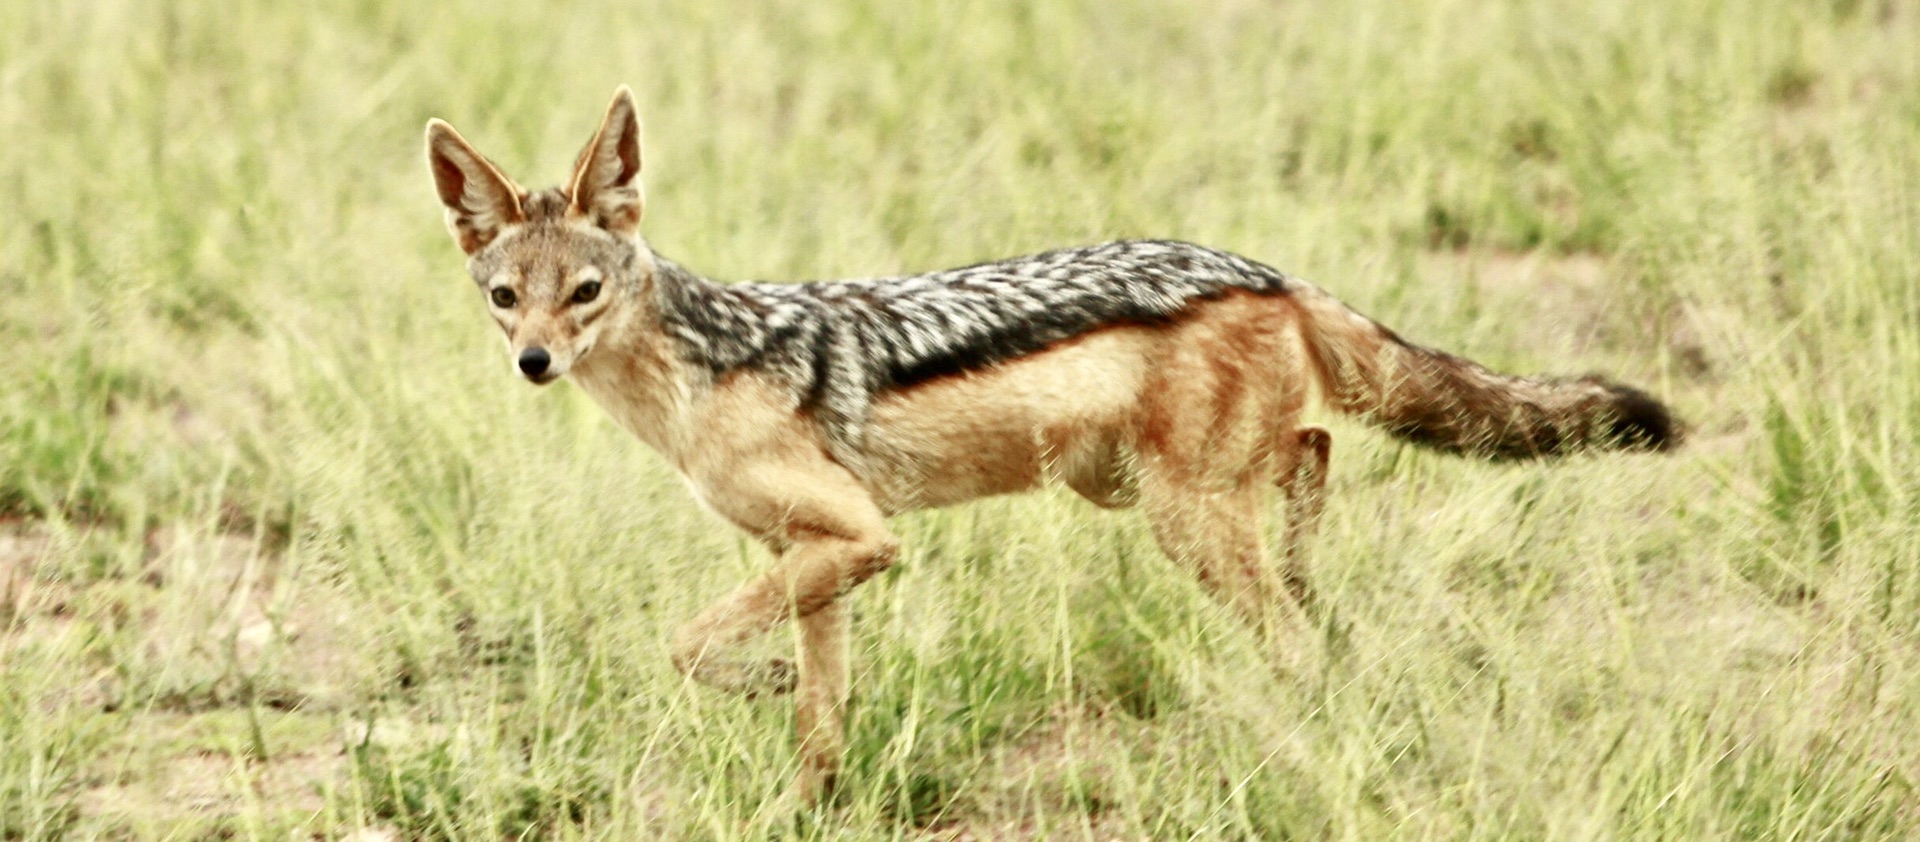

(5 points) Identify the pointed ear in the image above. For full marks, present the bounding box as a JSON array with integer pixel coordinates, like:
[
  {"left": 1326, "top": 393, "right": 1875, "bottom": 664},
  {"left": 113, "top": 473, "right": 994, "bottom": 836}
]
[
  {"left": 425, "top": 119, "right": 526, "bottom": 255},
  {"left": 567, "top": 86, "right": 645, "bottom": 236}
]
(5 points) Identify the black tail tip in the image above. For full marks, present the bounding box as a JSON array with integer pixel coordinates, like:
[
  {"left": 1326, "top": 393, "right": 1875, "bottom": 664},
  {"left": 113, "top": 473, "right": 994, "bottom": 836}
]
[{"left": 1604, "top": 384, "right": 1684, "bottom": 452}]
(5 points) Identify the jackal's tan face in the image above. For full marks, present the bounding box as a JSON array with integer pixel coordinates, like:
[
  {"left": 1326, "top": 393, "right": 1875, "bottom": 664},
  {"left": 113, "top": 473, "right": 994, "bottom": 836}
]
[
  {"left": 425, "top": 87, "right": 650, "bottom": 384},
  {"left": 463, "top": 215, "right": 655, "bottom": 384}
]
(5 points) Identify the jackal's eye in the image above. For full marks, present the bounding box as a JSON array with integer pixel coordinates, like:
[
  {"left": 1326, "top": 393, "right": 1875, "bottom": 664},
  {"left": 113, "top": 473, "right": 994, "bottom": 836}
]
[
  {"left": 489, "top": 287, "right": 517, "bottom": 308},
  {"left": 570, "top": 281, "right": 602, "bottom": 304}
]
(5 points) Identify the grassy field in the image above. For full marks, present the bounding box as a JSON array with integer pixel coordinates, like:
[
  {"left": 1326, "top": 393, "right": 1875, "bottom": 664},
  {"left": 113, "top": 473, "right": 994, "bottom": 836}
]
[{"left": 4, "top": 0, "right": 1919, "bottom": 837}]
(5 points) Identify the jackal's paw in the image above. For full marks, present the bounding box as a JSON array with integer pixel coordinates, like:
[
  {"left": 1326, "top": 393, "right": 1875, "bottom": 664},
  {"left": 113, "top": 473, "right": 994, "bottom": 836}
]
[
  {"left": 776, "top": 766, "right": 840, "bottom": 812},
  {"left": 743, "top": 658, "right": 798, "bottom": 698},
  {"left": 1262, "top": 614, "right": 1331, "bottom": 685},
  {"left": 682, "top": 656, "right": 798, "bottom": 697}
]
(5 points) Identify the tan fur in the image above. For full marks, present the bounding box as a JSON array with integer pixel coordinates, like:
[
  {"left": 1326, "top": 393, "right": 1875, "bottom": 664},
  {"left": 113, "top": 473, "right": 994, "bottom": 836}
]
[
  {"left": 426, "top": 88, "right": 1669, "bottom": 808},
  {"left": 630, "top": 289, "right": 1331, "bottom": 805}
]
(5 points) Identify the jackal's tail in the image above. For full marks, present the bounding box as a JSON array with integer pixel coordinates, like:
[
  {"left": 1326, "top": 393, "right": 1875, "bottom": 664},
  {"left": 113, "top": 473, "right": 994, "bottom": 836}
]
[{"left": 1292, "top": 285, "right": 1681, "bottom": 460}]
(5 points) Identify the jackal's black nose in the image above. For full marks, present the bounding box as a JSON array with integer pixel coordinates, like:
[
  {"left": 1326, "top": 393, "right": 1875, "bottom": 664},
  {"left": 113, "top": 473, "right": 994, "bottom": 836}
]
[{"left": 518, "top": 347, "right": 551, "bottom": 378}]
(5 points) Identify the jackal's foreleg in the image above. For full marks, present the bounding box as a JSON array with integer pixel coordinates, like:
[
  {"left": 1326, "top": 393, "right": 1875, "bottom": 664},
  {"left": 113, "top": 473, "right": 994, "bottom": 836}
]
[
  {"left": 668, "top": 520, "right": 895, "bottom": 693},
  {"left": 669, "top": 458, "right": 895, "bottom": 806},
  {"left": 790, "top": 599, "right": 849, "bottom": 805}
]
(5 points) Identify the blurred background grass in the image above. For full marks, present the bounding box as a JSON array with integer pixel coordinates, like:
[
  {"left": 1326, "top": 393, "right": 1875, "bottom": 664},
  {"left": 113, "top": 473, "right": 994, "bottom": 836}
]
[{"left": 2, "top": 0, "right": 1919, "bottom": 837}]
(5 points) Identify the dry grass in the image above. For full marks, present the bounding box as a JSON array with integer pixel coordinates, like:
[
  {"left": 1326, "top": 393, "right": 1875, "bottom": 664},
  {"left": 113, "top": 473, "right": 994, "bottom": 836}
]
[{"left": 4, "top": 0, "right": 1920, "bottom": 838}]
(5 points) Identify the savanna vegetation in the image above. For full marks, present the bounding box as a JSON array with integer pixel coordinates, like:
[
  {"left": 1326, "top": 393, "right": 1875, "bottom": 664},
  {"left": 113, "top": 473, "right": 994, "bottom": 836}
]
[{"left": 3, "top": 0, "right": 1918, "bottom": 837}]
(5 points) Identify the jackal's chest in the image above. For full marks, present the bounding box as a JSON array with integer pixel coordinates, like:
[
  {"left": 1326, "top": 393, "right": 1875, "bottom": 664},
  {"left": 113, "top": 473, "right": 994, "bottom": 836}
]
[{"left": 568, "top": 353, "right": 697, "bottom": 465}]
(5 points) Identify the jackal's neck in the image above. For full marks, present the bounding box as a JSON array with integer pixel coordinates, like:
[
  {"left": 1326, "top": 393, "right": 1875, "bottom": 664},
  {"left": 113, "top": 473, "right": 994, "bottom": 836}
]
[
  {"left": 649, "top": 254, "right": 781, "bottom": 376},
  {"left": 563, "top": 254, "right": 714, "bottom": 464},
  {"left": 649, "top": 254, "right": 726, "bottom": 322}
]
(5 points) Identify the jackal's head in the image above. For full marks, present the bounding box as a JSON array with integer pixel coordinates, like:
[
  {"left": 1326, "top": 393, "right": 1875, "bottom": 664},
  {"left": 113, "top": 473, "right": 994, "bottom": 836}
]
[{"left": 425, "top": 87, "right": 651, "bottom": 384}]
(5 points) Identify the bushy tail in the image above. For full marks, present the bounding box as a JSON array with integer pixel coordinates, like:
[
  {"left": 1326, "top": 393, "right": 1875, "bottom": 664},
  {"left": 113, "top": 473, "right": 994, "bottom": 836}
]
[{"left": 1292, "top": 286, "right": 1681, "bottom": 460}]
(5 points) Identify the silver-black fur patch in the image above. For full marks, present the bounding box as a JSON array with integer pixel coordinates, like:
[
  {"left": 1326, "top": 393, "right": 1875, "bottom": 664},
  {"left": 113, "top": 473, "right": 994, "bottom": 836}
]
[{"left": 653, "top": 239, "right": 1295, "bottom": 453}]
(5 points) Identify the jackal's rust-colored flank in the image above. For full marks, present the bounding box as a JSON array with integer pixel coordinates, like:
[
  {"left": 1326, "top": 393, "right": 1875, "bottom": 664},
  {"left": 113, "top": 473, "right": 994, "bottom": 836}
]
[{"left": 424, "top": 86, "right": 1681, "bottom": 808}]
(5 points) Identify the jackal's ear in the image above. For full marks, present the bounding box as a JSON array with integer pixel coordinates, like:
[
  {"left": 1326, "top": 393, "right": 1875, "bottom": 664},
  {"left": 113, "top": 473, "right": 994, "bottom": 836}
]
[
  {"left": 425, "top": 119, "right": 526, "bottom": 255},
  {"left": 567, "top": 86, "right": 645, "bottom": 236}
]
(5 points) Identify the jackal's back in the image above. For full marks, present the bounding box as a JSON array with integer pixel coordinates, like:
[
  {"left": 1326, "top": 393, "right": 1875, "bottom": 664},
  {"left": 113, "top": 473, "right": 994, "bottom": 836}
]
[{"left": 653, "top": 239, "right": 1296, "bottom": 448}]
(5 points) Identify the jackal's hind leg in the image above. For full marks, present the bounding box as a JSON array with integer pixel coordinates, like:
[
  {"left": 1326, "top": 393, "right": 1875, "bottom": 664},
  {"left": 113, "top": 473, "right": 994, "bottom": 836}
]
[
  {"left": 1277, "top": 426, "right": 1331, "bottom": 610},
  {"left": 1139, "top": 471, "right": 1282, "bottom": 637}
]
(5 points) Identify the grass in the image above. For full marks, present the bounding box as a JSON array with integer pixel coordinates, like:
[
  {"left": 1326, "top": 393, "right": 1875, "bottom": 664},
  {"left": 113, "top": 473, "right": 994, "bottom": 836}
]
[{"left": 4, "top": 0, "right": 1920, "bottom": 837}]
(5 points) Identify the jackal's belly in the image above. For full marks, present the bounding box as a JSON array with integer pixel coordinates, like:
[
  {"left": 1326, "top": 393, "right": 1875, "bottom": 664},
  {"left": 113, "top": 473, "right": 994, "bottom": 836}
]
[{"left": 860, "top": 326, "right": 1152, "bottom": 513}]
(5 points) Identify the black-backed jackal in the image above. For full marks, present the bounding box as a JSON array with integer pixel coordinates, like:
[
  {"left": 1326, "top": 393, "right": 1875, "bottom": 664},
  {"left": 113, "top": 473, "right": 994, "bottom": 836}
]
[{"left": 425, "top": 87, "right": 1679, "bottom": 806}]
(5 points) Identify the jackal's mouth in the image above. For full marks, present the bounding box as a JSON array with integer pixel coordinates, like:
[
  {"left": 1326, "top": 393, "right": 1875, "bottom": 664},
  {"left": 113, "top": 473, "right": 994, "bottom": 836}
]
[{"left": 526, "top": 370, "right": 561, "bottom": 386}]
